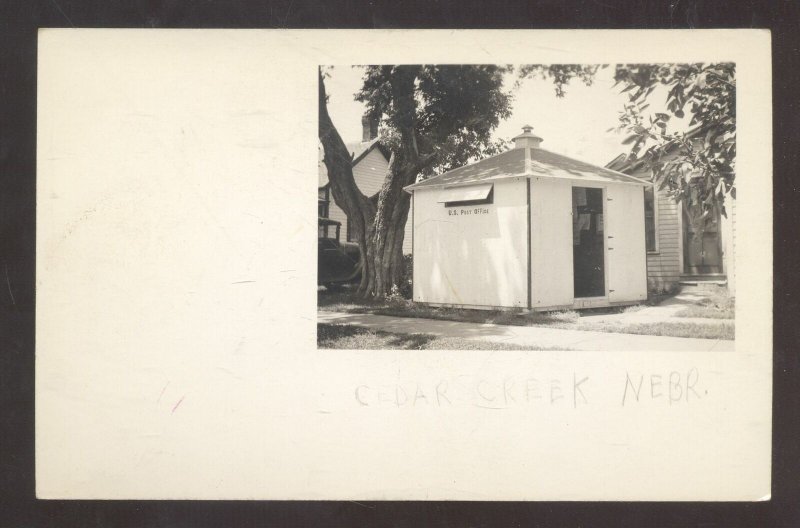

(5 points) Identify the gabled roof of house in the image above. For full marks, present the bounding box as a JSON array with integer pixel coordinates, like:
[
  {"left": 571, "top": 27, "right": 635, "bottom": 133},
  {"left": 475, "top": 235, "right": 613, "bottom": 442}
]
[
  {"left": 604, "top": 123, "right": 710, "bottom": 176},
  {"left": 405, "top": 146, "right": 648, "bottom": 191},
  {"left": 318, "top": 138, "right": 390, "bottom": 188}
]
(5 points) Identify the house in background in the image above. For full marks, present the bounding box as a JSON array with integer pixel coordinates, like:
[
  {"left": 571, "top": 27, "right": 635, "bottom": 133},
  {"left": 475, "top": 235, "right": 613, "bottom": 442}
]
[
  {"left": 318, "top": 116, "right": 413, "bottom": 254},
  {"left": 606, "top": 132, "right": 736, "bottom": 296}
]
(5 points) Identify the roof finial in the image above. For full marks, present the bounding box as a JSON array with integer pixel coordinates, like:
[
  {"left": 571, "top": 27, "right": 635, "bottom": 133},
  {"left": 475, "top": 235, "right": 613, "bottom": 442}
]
[{"left": 512, "top": 124, "right": 543, "bottom": 149}]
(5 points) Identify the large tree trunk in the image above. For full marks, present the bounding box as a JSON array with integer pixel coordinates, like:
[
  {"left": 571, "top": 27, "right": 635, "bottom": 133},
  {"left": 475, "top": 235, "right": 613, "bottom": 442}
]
[
  {"left": 319, "top": 70, "right": 420, "bottom": 300},
  {"left": 364, "top": 158, "right": 415, "bottom": 298}
]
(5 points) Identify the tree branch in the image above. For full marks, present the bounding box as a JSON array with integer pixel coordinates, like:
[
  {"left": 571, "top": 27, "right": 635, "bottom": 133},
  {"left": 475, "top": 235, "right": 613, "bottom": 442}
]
[
  {"left": 318, "top": 70, "right": 369, "bottom": 210},
  {"left": 387, "top": 66, "right": 420, "bottom": 164}
]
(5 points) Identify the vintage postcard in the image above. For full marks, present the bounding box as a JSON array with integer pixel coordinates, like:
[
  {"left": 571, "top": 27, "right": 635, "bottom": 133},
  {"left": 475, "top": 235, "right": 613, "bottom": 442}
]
[{"left": 36, "top": 29, "right": 771, "bottom": 500}]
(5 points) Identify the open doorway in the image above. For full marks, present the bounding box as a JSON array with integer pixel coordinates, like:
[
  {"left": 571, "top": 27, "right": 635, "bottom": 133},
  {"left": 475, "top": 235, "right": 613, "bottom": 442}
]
[{"left": 572, "top": 187, "right": 606, "bottom": 298}]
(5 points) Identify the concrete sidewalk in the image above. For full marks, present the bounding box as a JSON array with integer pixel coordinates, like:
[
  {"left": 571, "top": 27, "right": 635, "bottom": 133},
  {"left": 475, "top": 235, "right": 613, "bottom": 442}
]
[
  {"left": 318, "top": 311, "right": 735, "bottom": 352},
  {"left": 578, "top": 290, "right": 733, "bottom": 326}
]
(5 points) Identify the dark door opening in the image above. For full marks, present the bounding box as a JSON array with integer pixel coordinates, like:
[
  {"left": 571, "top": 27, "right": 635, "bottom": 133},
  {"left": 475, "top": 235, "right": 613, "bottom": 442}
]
[
  {"left": 683, "top": 205, "right": 723, "bottom": 275},
  {"left": 572, "top": 187, "right": 606, "bottom": 298}
]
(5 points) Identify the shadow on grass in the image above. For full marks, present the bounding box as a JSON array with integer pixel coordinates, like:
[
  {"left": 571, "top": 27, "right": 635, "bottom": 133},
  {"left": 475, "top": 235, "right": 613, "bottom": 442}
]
[
  {"left": 317, "top": 324, "right": 564, "bottom": 350},
  {"left": 318, "top": 322, "right": 437, "bottom": 349}
]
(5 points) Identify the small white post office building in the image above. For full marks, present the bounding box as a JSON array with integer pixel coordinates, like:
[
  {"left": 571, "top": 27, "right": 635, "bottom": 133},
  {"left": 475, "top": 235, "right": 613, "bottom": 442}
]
[{"left": 405, "top": 126, "right": 649, "bottom": 311}]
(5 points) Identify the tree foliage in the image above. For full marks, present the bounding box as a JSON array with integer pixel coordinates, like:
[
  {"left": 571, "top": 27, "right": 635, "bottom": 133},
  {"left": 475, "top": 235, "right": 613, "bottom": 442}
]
[
  {"left": 516, "top": 64, "right": 605, "bottom": 97},
  {"left": 354, "top": 65, "right": 513, "bottom": 177},
  {"left": 612, "top": 63, "right": 736, "bottom": 223},
  {"left": 353, "top": 64, "right": 606, "bottom": 179}
]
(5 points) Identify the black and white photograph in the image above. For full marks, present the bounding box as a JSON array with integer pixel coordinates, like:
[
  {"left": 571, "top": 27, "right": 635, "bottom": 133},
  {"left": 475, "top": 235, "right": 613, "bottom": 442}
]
[
  {"left": 318, "top": 63, "right": 736, "bottom": 352},
  {"left": 2, "top": 0, "right": 800, "bottom": 519},
  {"left": 31, "top": 29, "right": 773, "bottom": 504}
]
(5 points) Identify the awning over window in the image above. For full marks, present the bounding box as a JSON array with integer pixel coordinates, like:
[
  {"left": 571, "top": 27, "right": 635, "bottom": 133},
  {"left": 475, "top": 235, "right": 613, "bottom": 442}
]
[
  {"left": 436, "top": 183, "right": 493, "bottom": 203},
  {"left": 318, "top": 217, "right": 341, "bottom": 226}
]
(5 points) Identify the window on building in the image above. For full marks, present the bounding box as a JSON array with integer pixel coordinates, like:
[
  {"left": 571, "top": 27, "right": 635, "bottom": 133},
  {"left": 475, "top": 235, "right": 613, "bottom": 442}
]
[
  {"left": 318, "top": 187, "right": 330, "bottom": 218},
  {"left": 346, "top": 220, "right": 355, "bottom": 242},
  {"left": 644, "top": 185, "right": 657, "bottom": 252}
]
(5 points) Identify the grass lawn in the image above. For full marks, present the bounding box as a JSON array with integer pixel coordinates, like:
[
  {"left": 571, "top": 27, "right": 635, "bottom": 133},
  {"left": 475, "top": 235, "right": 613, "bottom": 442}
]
[
  {"left": 319, "top": 289, "right": 734, "bottom": 340},
  {"left": 318, "top": 323, "right": 566, "bottom": 350},
  {"left": 318, "top": 290, "right": 580, "bottom": 325},
  {"left": 674, "top": 289, "right": 735, "bottom": 319},
  {"left": 572, "top": 320, "right": 733, "bottom": 340}
]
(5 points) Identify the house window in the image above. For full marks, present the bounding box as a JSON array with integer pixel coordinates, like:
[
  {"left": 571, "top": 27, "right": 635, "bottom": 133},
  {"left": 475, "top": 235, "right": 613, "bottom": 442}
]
[
  {"left": 437, "top": 183, "right": 494, "bottom": 207},
  {"left": 644, "top": 185, "right": 657, "bottom": 252},
  {"left": 346, "top": 220, "right": 355, "bottom": 242},
  {"left": 318, "top": 187, "right": 330, "bottom": 218}
]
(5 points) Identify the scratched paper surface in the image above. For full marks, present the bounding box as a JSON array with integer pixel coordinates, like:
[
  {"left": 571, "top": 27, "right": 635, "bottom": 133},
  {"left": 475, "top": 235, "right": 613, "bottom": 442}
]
[{"left": 36, "top": 29, "right": 772, "bottom": 500}]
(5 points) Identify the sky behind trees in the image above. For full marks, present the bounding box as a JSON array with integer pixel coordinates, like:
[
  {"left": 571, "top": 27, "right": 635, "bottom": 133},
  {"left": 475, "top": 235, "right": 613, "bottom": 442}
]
[{"left": 324, "top": 65, "right": 691, "bottom": 167}]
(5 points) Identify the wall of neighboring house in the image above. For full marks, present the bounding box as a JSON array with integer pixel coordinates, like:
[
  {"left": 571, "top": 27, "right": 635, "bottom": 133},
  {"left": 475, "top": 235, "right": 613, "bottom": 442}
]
[
  {"left": 721, "top": 195, "right": 736, "bottom": 295},
  {"left": 325, "top": 188, "right": 349, "bottom": 239},
  {"left": 618, "top": 146, "right": 735, "bottom": 293},
  {"left": 609, "top": 133, "right": 737, "bottom": 295},
  {"left": 647, "top": 185, "right": 683, "bottom": 292},
  {"left": 644, "top": 184, "right": 736, "bottom": 294},
  {"left": 325, "top": 147, "right": 413, "bottom": 254}
]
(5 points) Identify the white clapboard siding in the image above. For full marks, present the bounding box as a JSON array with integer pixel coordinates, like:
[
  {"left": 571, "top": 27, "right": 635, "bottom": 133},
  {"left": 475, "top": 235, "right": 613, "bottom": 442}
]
[
  {"left": 722, "top": 194, "right": 737, "bottom": 295},
  {"left": 352, "top": 148, "right": 389, "bottom": 196},
  {"left": 627, "top": 141, "right": 737, "bottom": 292},
  {"left": 646, "top": 186, "right": 682, "bottom": 291},
  {"left": 404, "top": 201, "right": 413, "bottom": 255},
  {"left": 326, "top": 199, "right": 348, "bottom": 235},
  {"left": 731, "top": 196, "right": 736, "bottom": 294},
  {"left": 644, "top": 187, "right": 737, "bottom": 293}
]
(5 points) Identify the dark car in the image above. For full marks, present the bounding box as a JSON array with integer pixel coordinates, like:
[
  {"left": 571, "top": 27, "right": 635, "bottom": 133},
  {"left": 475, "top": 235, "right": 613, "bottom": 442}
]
[{"left": 318, "top": 217, "right": 361, "bottom": 290}]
